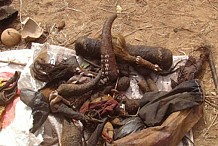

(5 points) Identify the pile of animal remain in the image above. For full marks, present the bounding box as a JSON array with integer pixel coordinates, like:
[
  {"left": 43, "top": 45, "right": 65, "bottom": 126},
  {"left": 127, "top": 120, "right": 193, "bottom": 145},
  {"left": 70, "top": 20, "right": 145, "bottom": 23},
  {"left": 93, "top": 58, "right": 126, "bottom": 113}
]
[{"left": 1, "top": 14, "right": 210, "bottom": 146}]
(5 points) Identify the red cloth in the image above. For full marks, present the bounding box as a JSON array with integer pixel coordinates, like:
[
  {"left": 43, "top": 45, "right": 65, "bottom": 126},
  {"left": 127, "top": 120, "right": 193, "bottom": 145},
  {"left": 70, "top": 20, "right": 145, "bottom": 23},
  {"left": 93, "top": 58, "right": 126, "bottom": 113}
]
[
  {"left": 1, "top": 96, "right": 20, "bottom": 128},
  {"left": 80, "top": 98, "right": 118, "bottom": 116}
]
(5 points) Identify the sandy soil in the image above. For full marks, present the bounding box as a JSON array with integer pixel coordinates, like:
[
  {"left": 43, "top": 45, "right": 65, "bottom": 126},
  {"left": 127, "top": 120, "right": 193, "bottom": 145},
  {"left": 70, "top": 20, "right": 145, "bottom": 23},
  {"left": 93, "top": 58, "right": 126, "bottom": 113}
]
[{"left": 1, "top": 0, "right": 218, "bottom": 145}]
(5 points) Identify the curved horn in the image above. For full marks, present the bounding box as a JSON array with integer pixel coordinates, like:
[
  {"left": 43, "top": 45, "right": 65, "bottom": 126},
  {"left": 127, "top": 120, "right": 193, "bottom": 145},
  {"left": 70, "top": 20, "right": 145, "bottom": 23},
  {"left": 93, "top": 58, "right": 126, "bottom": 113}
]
[
  {"left": 101, "top": 14, "right": 119, "bottom": 82},
  {"left": 57, "top": 70, "right": 102, "bottom": 97}
]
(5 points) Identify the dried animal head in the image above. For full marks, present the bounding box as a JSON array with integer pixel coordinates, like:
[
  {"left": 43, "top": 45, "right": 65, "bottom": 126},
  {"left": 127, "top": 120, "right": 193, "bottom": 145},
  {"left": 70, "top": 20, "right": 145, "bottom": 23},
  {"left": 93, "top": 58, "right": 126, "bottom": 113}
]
[
  {"left": 32, "top": 56, "right": 79, "bottom": 83},
  {"left": 75, "top": 36, "right": 101, "bottom": 59}
]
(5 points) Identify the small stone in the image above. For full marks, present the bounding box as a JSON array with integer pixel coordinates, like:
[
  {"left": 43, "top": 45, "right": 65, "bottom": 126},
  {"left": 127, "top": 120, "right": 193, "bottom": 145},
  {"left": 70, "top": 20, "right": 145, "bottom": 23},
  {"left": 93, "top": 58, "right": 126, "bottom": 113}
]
[
  {"left": 211, "top": 91, "right": 217, "bottom": 96},
  {"left": 116, "top": 5, "right": 122, "bottom": 13},
  {"left": 56, "top": 20, "right": 65, "bottom": 30}
]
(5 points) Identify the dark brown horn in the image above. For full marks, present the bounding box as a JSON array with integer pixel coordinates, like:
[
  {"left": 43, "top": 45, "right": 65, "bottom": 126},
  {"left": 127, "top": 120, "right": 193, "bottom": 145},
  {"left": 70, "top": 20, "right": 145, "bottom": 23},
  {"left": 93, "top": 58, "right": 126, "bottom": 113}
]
[
  {"left": 57, "top": 70, "right": 102, "bottom": 97},
  {"left": 100, "top": 14, "right": 119, "bottom": 82}
]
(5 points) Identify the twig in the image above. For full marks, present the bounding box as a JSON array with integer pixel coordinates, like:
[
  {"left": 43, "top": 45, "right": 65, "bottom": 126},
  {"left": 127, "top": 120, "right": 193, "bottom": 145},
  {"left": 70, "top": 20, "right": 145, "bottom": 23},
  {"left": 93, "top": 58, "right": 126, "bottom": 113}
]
[
  {"left": 205, "top": 95, "right": 217, "bottom": 98},
  {"left": 67, "top": 7, "right": 86, "bottom": 15},
  {"left": 113, "top": 77, "right": 119, "bottom": 98},
  {"left": 65, "top": 31, "right": 82, "bottom": 47},
  {"left": 98, "top": 7, "right": 116, "bottom": 14},
  {"left": 203, "top": 112, "right": 218, "bottom": 136},
  {"left": 0, "top": 60, "right": 27, "bottom": 66},
  {"left": 124, "top": 26, "right": 152, "bottom": 37},
  {"left": 92, "top": 28, "right": 102, "bottom": 38},
  {"left": 44, "top": 23, "right": 56, "bottom": 43},
  {"left": 207, "top": 0, "right": 218, "bottom": 12},
  {"left": 208, "top": 49, "right": 218, "bottom": 91},
  {"left": 100, "top": 4, "right": 116, "bottom": 7},
  {"left": 162, "top": 12, "right": 195, "bottom": 18},
  {"left": 115, "top": 0, "right": 119, "bottom": 6},
  {"left": 83, "top": 58, "right": 101, "bottom": 68},
  {"left": 178, "top": 50, "right": 187, "bottom": 56},
  {"left": 19, "top": 0, "right": 23, "bottom": 29},
  {"left": 212, "top": 121, "right": 218, "bottom": 127},
  {"left": 98, "top": 7, "right": 135, "bottom": 14},
  {"left": 61, "top": 0, "right": 86, "bottom": 16},
  {"left": 205, "top": 99, "right": 218, "bottom": 110}
]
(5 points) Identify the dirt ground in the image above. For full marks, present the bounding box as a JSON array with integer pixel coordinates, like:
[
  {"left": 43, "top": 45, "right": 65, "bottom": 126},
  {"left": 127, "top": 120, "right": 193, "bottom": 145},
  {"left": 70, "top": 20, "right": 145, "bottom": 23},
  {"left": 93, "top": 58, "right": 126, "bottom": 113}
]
[{"left": 1, "top": 0, "right": 218, "bottom": 145}]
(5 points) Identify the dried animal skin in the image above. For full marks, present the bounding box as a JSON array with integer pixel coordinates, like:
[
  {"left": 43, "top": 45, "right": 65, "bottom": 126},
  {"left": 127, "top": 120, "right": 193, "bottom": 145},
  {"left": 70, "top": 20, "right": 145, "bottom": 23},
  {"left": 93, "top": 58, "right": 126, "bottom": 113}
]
[
  {"left": 50, "top": 102, "right": 102, "bottom": 124},
  {"left": 87, "top": 118, "right": 108, "bottom": 146},
  {"left": 112, "top": 34, "right": 162, "bottom": 72},
  {"left": 40, "top": 118, "right": 59, "bottom": 146},
  {"left": 20, "top": 89, "right": 52, "bottom": 134},
  {"left": 32, "top": 56, "right": 79, "bottom": 83},
  {"left": 172, "top": 48, "right": 209, "bottom": 88},
  {"left": 100, "top": 14, "right": 119, "bottom": 82},
  {"left": 0, "top": 71, "right": 21, "bottom": 106},
  {"left": 49, "top": 90, "right": 92, "bottom": 110},
  {"left": 20, "top": 88, "right": 36, "bottom": 108},
  {"left": 67, "top": 74, "right": 91, "bottom": 84},
  {"left": 30, "top": 92, "right": 50, "bottom": 133},
  {"left": 49, "top": 90, "right": 71, "bottom": 112},
  {"left": 61, "top": 119, "right": 83, "bottom": 146}
]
